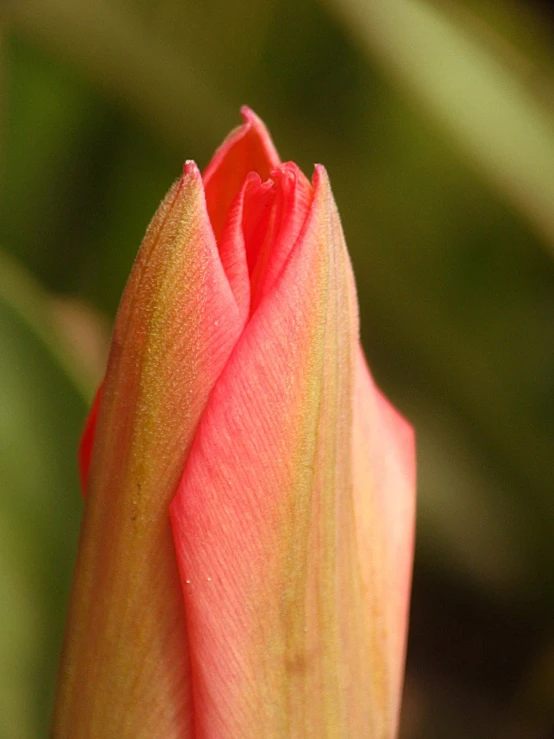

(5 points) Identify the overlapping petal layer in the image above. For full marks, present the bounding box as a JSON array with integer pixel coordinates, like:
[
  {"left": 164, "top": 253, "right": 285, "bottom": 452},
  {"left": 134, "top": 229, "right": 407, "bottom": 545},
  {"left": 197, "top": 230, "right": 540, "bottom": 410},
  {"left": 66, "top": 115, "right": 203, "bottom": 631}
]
[
  {"left": 352, "top": 355, "right": 416, "bottom": 738},
  {"left": 170, "top": 166, "right": 414, "bottom": 738},
  {"left": 78, "top": 109, "right": 281, "bottom": 492},
  {"left": 203, "top": 106, "right": 280, "bottom": 244}
]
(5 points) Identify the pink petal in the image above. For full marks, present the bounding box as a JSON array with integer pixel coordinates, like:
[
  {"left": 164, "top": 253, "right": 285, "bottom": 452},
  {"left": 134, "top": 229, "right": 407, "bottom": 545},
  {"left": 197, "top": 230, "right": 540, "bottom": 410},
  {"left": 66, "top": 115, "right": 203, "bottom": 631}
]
[
  {"left": 202, "top": 108, "right": 280, "bottom": 323},
  {"left": 244, "top": 162, "right": 313, "bottom": 315},
  {"left": 351, "top": 351, "right": 416, "bottom": 738},
  {"left": 170, "top": 165, "right": 413, "bottom": 737},
  {"left": 78, "top": 384, "right": 101, "bottom": 494},
  {"left": 212, "top": 160, "right": 313, "bottom": 326},
  {"left": 211, "top": 171, "right": 267, "bottom": 324},
  {"left": 54, "top": 163, "right": 242, "bottom": 738},
  {"left": 203, "top": 106, "right": 280, "bottom": 244}
]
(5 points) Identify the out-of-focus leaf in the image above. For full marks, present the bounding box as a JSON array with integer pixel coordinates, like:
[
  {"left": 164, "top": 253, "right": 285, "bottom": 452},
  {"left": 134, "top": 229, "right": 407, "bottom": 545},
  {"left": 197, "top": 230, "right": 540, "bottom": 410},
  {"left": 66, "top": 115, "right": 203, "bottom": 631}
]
[
  {"left": 0, "top": 279, "right": 85, "bottom": 737},
  {"left": 0, "top": 249, "right": 95, "bottom": 400},
  {"left": 123, "top": 0, "right": 278, "bottom": 88},
  {"left": 335, "top": 94, "right": 554, "bottom": 547},
  {"left": 2, "top": 35, "right": 108, "bottom": 282},
  {"left": 0, "top": 25, "right": 6, "bottom": 190},
  {"left": 400, "top": 387, "right": 540, "bottom": 600},
  {"left": 322, "top": 0, "right": 554, "bottom": 256},
  {"left": 8, "top": 0, "right": 236, "bottom": 151}
]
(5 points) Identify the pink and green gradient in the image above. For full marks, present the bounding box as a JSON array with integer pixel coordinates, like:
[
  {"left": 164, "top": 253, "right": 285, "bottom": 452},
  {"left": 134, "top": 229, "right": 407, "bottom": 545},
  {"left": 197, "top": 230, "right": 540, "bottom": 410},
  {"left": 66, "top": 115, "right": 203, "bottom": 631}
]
[{"left": 53, "top": 108, "right": 416, "bottom": 739}]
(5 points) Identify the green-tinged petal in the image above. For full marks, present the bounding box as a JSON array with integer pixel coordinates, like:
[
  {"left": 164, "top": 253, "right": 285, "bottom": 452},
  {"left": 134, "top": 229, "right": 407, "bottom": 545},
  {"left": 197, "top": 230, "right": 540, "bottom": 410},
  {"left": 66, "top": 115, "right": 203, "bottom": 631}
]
[{"left": 52, "top": 163, "right": 242, "bottom": 738}]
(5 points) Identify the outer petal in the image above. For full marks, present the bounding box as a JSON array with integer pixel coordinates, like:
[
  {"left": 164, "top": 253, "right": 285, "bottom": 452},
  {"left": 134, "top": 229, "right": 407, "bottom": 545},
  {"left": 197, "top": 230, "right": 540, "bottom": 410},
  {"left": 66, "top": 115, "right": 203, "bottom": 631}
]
[
  {"left": 352, "top": 354, "right": 416, "bottom": 738},
  {"left": 170, "top": 166, "right": 414, "bottom": 737},
  {"left": 53, "top": 163, "right": 242, "bottom": 738}
]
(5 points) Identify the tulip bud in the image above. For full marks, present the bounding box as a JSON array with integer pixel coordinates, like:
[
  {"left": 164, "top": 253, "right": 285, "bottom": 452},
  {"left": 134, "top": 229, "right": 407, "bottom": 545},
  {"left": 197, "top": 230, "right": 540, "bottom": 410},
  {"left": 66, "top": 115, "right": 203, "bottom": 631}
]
[{"left": 53, "top": 108, "right": 415, "bottom": 739}]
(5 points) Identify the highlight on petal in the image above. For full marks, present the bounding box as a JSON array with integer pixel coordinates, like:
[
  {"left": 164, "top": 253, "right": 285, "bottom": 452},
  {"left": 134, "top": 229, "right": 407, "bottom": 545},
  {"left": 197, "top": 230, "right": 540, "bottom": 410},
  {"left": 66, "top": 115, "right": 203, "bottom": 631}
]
[
  {"left": 169, "top": 165, "right": 414, "bottom": 738},
  {"left": 53, "top": 163, "right": 243, "bottom": 739}
]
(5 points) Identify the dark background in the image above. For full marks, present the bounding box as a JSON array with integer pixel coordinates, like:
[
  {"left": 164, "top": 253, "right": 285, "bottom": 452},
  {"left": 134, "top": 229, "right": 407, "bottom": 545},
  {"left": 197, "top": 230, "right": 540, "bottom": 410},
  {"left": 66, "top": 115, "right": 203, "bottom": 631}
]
[{"left": 0, "top": 1, "right": 553, "bottom": 736}]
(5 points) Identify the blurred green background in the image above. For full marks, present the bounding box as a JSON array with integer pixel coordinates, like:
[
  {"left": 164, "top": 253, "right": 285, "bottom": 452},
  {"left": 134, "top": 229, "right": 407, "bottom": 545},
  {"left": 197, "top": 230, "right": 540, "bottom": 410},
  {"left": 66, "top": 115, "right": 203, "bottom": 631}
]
[{"left": 1, "top": 0, "right": 553, "bottom": 736}]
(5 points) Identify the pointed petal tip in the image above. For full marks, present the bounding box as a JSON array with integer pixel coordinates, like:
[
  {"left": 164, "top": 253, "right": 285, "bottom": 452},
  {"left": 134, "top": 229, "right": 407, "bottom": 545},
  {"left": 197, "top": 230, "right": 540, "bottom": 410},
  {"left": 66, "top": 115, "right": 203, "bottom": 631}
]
[
  {"left": 183, "top": 159, "right": 200, "bottom": 178},
  {"left": 239, "top": 104, "right": 256, "bottom": 123},
  {"left": 311, "top": 163, "right": 329, "bottom": 191},
  {"left": 202, "top": 108, "right": 281, "bottom": 242},
  {"left": 181, "top": 161, "right": 205, "bottom": 195},
  {"left": 239, "top": 105, "right": 268, "bottom": 132},
  {"left": 238, "top": 106, "right": 280, "bottom": 168}
]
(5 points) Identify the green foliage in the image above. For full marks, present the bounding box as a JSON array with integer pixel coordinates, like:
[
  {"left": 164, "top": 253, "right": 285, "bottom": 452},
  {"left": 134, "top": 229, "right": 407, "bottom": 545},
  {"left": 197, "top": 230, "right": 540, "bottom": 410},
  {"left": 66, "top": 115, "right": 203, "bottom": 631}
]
[{"left": 0, "top": 292, "right": 83, "bottom": 738}]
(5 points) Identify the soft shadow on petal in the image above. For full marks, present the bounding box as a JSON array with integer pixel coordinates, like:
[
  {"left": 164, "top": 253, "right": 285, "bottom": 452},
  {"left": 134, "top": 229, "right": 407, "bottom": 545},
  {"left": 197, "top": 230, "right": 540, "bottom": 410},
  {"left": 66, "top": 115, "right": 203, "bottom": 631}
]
[
  {"left": 170, "top": 166, "right": 408, "bottom": 738},
  {"left": 53, "top": 164, "right": 242, "bottom": 739}
]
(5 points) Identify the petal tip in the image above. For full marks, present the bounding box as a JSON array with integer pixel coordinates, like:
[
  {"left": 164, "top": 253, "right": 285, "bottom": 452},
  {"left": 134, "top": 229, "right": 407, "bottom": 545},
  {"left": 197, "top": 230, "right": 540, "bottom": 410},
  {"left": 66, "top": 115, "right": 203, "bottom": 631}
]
[
  {"left": 239, "top": 106, "right": 280, "bottom": 167},
  {"left": 312, "top": 163, "right": 328, "bottom": 188},
  {"left": 239, "top": 105, "right": 262, "bottom": 129},
  {"left": 183, "top": 159, "right": 201, "bottom": 180}
]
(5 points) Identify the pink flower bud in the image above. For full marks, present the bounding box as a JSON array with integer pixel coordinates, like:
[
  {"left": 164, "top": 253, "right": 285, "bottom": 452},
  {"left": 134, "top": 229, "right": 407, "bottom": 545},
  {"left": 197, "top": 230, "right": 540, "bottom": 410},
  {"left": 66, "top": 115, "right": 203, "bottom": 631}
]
[{"left": 53, "top": 108, "right": 416, "bottom": 739}]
